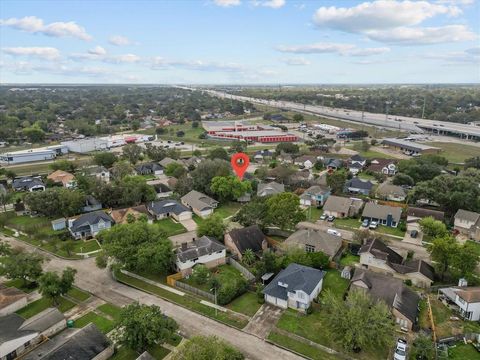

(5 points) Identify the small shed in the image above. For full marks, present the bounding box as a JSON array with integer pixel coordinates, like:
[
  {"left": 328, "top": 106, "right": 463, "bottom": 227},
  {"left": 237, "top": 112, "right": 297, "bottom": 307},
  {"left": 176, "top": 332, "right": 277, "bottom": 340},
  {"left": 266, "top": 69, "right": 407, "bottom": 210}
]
[
  {"left": 51, "top": 218, "right": 66, "bottom": 231},
  {"left": 261, "top": 272, "right": 274, "bottom": 285},
  {"left": 341, "top": 266, "right": 353, "bottom": 280}
]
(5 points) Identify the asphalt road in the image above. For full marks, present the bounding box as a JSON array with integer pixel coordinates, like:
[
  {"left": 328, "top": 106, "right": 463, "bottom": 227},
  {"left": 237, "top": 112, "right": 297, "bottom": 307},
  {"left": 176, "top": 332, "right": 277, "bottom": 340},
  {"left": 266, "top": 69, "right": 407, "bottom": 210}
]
[{"left": 1, "top": 235, "right": 302, "bottom": 360}]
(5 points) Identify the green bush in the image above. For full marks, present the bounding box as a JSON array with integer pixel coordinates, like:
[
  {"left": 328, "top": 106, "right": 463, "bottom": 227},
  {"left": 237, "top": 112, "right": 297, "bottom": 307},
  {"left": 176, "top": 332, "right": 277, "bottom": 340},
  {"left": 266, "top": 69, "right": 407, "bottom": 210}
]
[
  {"left": 404, "top": 279, "right": 412, "bottom": 286},
  {"left": 217, "top": 278, "right": 248, "bottom": 305}
]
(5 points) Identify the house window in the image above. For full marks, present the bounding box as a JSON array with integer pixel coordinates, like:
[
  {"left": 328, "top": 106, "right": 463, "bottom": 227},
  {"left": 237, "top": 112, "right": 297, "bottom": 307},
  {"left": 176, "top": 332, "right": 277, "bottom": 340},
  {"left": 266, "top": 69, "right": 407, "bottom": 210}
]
[
  {"left": 297, "top": 292, "right": 304, "bottom": 299},
  {"left": 305, "top": 244, "right": 315, "bottom": 253}
]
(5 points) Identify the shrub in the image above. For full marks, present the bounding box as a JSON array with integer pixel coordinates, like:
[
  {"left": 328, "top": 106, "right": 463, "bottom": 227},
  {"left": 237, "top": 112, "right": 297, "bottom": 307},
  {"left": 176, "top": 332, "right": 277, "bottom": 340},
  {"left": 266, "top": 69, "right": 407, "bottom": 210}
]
[
  {"left": 404, "top": 279, "right": 412, "bottom": 286},
  {"left": 192, "top": 265, "right": 209, "bottom": 285},
  {"left": 217, "top": 278, "right": 248, "bottom": 305},
  {"left": 96, "top": 252, "right": 108, "bottom": 269}
]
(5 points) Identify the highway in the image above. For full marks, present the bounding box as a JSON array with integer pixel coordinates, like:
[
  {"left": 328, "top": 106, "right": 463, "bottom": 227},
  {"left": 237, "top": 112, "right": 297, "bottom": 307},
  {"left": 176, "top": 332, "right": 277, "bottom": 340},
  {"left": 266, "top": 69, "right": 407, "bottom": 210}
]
[{"left": 186, "top": 87, "right": 480, "bottom": 141}]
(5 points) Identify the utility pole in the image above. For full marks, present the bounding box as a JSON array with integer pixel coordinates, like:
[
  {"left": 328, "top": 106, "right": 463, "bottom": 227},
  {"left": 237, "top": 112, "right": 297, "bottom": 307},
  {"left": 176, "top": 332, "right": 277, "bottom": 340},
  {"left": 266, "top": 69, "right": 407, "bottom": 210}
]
[{"left": 421, "top": 95, "right": 426, "bottom": 119}]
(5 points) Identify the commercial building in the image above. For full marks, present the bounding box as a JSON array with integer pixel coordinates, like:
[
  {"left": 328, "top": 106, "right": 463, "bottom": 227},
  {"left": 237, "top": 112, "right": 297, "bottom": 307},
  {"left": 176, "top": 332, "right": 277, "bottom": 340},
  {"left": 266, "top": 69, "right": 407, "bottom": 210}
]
[
  {"left": 381, "top": 138, "right": 440, "bottom": 155},
  {"left": 61, "top": 138, "right": 109, "bottom": 153},
  {"left": 0, "top": 145, "right": 67, "bottom": 165}
]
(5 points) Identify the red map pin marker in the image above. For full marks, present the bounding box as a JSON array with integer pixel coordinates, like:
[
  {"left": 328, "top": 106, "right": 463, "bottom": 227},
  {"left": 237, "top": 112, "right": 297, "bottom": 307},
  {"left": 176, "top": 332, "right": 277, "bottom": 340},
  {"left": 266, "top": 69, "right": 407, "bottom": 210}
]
[{"left": 231, "top": 152, "right": 249, "bottom": 180}]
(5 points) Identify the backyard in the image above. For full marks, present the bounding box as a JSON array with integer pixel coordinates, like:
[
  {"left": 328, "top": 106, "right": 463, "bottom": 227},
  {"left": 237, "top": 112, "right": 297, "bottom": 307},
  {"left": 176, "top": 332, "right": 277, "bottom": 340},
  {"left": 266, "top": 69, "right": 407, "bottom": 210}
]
[
  {"left": 155, "top": 218, "right": 187, "bottom": 237},
  {"left": 180, "top": 264, "right": 246, "bottom": 293}
]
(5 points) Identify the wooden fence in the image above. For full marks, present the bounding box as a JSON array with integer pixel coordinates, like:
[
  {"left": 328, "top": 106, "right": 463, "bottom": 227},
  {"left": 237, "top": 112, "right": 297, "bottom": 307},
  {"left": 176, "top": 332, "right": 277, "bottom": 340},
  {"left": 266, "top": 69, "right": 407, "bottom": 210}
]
[
  {"left": 174, "top": 281, "right": 215, "bottom": 302},
  {"left": 166, "top": 272, "right": 183, "bottom": 287},
  {"left": 227, "top": 257, "right": 255, "bottom": 281}
]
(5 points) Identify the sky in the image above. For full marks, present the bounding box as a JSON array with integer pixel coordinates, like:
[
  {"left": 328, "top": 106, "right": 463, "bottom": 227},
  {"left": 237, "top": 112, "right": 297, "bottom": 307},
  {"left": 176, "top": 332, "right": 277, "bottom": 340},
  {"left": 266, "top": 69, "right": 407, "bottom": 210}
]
[{"left": 0, "top": 0, "right": 479, "bottom": 84}]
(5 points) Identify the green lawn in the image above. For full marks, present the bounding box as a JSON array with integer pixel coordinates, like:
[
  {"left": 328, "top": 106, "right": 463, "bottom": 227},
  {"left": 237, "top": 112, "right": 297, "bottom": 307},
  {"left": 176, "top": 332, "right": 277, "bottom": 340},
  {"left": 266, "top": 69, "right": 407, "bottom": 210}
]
[
  {"left": 339, "top": 253, "right": 360, "bottom": 267},
  {"left": 97, "top": 303, "right": 122, "bottom": 321},
  {"left": 66, "top": 287, "right": 91, "bottom": 302},
  {"left": 192, "top": 214, "right": 206, "bottom": 226},
  {"left": 147, "top": 344, "right": 170, "bottom": 359},
  {"left": 226, "top": 291, "right": 262, "bottom": 317},
  {"left": 181, "top": 264, "right": 246, "bottom": 293},
  {"left": 268, "top": 331, "right": 341, "bottom": 360},
  {"left": 156, "top": 123, "right": 206, "bottom": 143},
  {"left": 4, "top": 279, "right": 38, "bottom": 293},
  {"left": 215, "top": 202, "right": 243, "bottom": 219},
  {"left": 424, "top": 142, "right": 480, "bottom": 163},
  {"left": 74, "top": 311, "right": 116, "bottom": 334},
  {"left": 448, "top": 343, "right": 480, "bottom": 360},
  {"left": 110, "top": 347, "right": 138, "bottom": 360},
  {"left": 334, "top": 217, "right": 360, "bottom": 230},
  {"left": 375, "top": 225, "right": 405, "bottom": 237},
  {"left": 72, "top": 240, "right": 101, "bottom": 253},
  {"left": 357, "top": 172, "right": 376, "bottom": 181},
  {"left": 306, "top": 207, "right": 323, "bottom": 222},
  {"left": 114, "top": 269, "right": 248, "bottom": 329},
  {"left": 356, "top": 149, "right": 396, "bottom": 159},
  {"left": 155, "top": 218, "right": 187, "bottom": 237},
  {"left": 321, "top": 270, "right": 349, "bottom": 300},
  {"left": 16, "top": 296, "right": 76, "bottom": 318}
]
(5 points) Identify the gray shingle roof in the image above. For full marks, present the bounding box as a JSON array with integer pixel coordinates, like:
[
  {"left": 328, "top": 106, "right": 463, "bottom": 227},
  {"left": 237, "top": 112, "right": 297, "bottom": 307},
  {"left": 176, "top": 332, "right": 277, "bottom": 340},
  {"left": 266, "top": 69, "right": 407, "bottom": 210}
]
[
  {"left": 406, "top": 207, "right": 444, "bottom": 221},
  {"left": 227, "top": 225, "right": 266, "bottom": 254},
  {"left": 257, "top": 181, "right": 285, "bottom": 196},
  {"left": 135, "top": 162, "right": 163, "bottom": 174},
  {"left": 147, "top": 199, "right": 190, "bottom": 216},
  {"left": 12, "top": 177, "right": 45, "bottom": 190},
  {"left": 181, "top": 190, "right": 218, "bottom": 211},
  {"left": 346, "top": 177, "right": 373, "bottom": 191},
  {"left": 69, "top": 210, "right": 113, "bottom": 233},
  {"left": 362, "top": 203, "right": 402, "bottom": 223},
  {"left": 19, "top": 307, "right": 64, "bottom": 332},
  {"left": 176, "top": 236, "right": 225, "bottom": 262},
  {"left": 284, "top": 229, "right": 342, "bottom": 258},
  {"left": 263, "top": 263, "right": 325, "bottom": 300},
  {"left": 323, "top": 195, "right": 356, "bottom": 214},
  {"left": 455, "top": 209, "right": 480, "bottom": 223}
]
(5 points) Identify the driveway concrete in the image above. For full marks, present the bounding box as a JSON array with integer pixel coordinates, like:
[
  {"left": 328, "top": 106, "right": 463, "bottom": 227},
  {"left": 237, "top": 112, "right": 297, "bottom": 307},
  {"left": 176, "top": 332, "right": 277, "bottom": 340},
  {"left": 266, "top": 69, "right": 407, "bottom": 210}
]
[
  {"left": 1, "top": 235, "right": 301, "bottom": 360},
  {"left": 180, "top": 218, "right": 197, "bottom": 232},
  {"left": 168, "top": 230, "right": 196, "bottom": 247},
  {"left": 244, "top": 304, "right": 283, "bottom": 339}
]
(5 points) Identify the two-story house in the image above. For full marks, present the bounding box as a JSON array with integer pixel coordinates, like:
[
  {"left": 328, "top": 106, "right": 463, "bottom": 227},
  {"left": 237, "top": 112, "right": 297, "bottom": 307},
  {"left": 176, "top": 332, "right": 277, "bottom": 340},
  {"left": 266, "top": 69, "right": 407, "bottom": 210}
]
[
  {"left": 68, "top": 210, "right": 114, "bottom": 239},
  {"left": 175, "top": 236, "right": 226, "bottom": 276},
  {"left": 263, "top": 263, "right": 325, "bottom": 312},
  {"left": 345, "top": 177, "right": 373, "bottom": 196},
  {"left": 299, "top": 185, "right": 331, "bottom": 207},
  {"left": 454, "top": 209, "right": 480, "bottom": 241},
  {"left": 439, "top": 281, "right": 480, "bottom": 321}
]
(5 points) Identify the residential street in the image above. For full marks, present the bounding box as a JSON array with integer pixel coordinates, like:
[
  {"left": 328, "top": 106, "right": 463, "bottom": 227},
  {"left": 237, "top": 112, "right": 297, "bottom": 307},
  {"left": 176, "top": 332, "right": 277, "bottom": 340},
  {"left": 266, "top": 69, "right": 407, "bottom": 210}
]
[{"left": 1, "top": 235, "right": 302, "bottom": 360}]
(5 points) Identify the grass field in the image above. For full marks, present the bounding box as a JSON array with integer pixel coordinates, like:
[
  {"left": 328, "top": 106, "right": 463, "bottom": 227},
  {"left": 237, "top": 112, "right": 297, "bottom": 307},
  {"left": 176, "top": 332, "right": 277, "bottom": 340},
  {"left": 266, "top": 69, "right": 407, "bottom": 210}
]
[
  {"left": 214, "top": 202, "right": 243, "bottom": 219},
  {"left": 425, "top": 141, "right": 480, "bottom": 163},
  {"left": 339, "top": 253, "right": 360, "bottom": 267},
  {"left": 97, "top": 303, "right": 122, "bottom": 321},
  {"left": 334, "top": 217, "right": 360, "bottom": 230},
  {"left": 74, "top": 311, "right": 116, "bottom": 333},
  {"left": 268, "top": 331, "right": 341, "bottom": 360},
  {"left": 448, "top": 343, "right": 480, "bottom": 360},
  {"left": 66, "top": 287, "right": 91, "bottom": 302},
  {"left": 226, "top": 291, "right": 262, "bottom": 317},
  {"left": 16, "top": 296, "right": 76, "bottom": 318},
  {"left": 155, "top": 218, "right": 187, "bottom": 236},
  {"left": 181, "top": 264, "right": 245, "bottom": 293}
]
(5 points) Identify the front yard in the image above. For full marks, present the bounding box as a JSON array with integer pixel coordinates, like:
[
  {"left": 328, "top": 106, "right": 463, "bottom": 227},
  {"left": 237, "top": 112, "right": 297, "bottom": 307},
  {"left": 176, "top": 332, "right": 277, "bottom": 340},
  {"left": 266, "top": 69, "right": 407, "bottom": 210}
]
[
  {"left": 16, "top": 296, "right": 76, "bottom": 318},
  {"left": 74, "top": 311, "right": 116, "bottom": 334},
  {"left": 334, "top": 217, "right": 360, "bottom": 230},
  {"left": 155, "top": 218, "right": 187, "bottom": 237},
  {"left": 226, "top": 291, "right": 262, "bottom": 317}
]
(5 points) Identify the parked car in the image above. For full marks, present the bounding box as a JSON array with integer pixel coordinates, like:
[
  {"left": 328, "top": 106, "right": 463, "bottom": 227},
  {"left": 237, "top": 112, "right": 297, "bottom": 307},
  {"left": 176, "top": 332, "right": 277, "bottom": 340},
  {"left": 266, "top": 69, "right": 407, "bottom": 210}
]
[
  {"left": 327, "top": 229, "right": 342, "bottom": 237},
  {"left": 319, "top": 214, "right": 327, "bottom": 221},
  {"left": 327, "top": 215, "right": 335, "bottom": 222},
  {"left": 361, "top": 219, "right": 370, "bottom": 228},
  {"left": 393, "top": 339, "right": 407, "bottom": 360},
  {"left": 410, "top": 230, "right": 418, "bottom": 238},
  {"left": 369, "top": 221, "right": 378, "bottom": 229}
]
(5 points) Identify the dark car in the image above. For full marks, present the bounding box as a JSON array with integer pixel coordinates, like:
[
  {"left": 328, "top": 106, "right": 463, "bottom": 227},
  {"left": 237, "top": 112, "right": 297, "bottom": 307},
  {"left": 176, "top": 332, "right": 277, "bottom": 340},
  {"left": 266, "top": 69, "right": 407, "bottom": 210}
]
[{"left": 410, "top": 230, "right": 418, "bottom": 238}]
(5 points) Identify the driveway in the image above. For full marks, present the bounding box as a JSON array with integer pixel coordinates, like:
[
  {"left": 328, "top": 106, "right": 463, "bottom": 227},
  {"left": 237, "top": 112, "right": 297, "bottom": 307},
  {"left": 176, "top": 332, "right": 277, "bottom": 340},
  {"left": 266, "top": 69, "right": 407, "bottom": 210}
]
[
  {"left": 244, "top": 303, "right": 284, "bottom": 339},
  {"left": 1, "top": 235, "right": 302, "bottom": 360},
  {"left": 180, "top": 218, "right": 197, "bottom": 232},
  {"left": 169, "top": 230, "right": 196, "bottom": 247}
]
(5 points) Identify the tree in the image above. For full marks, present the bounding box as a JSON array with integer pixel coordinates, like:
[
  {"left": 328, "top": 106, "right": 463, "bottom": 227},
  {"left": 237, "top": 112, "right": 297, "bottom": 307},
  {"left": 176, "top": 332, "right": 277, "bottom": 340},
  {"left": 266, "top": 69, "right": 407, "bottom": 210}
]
[
  {"left": 197, "top": 214, "right": 226, "bottom": 240},
  {"left": 275, "top": 142, "right": 299, "bottom": 154},
  {"left": 192, "top": 264, "right": 210, "bottom": 285},
  {"left": 451, "top": 242, "right": 479, "bottom": 279},
  {"left": 38, "top": 267, "right": 76, "bottom": 305},
  {"left": 0, "top": 191, "right": 12, "bottom": 212},
  {"left": 49, "top": 160, "right": 77, "bottom": 172},
  {"left": 419, "top": 217, "right": 448, "bottom": 239},
  {"left": 171, "top": 336, "right": 244, "bottom": 360},
  {"left": 144, "top": 143, "right": 166, "bottom": 162},
  {"left": 191, "top": 159, "right": 231, "bottom": 195},
  {"left": 392, "top": 173, "right": 414, "bottom": 186},
  {"left": 327, "top": 170, "right": 347, "bottom": 194},
  {"left": 164, "top": 162, "right": 186, "bottom": 178},
  {"left": 323, "top": 289, "right": 395, "bottom": 353},
  {"left": 111, "top": 160, "right": 134, "bottom": 179},
  {"left": 1, "top": 252, "right": 44, "bottom": 286},
  {"left": 353, "top": 140, "right": 370, "bottom": 152},
  {"left": 174, "top": 175, "right": 194, "bottom": 196},
  {"left": 23, "top": 126, "right": 45, "bottom": 142},
  {"left": 117, "top": 176, "right": 156, "bottom": 206},
  {"left": 192, "top": 121, "right": 199, "bottom": 128},
  {"left": 411, "top": 333, "right": 435, "bottom": 360},
  {"left": 93, "top": 152, "right": 118, "bottom": 168},
  {"left": 465, "top": 156, "right": 480, "bottom": 170},
  {"left": 100, "top": 222, "right": 174, "bottom": 273},
  {"left": 242, "top": 249, "right": 256, "bottom": 266},
  {"left": 265, "top": 192, "right": 306, "bottom": 230},
  {"left": 281, "top": 247, "right": 312, "bottom": 268},
  {"left": 292, "top": 114, "right": 304, "bottom": 122},
  {"left": 116, "top": 302, "right": 178, "bottom": 352},
  {"left": 428, "top": 235, "right": 458, "bottom": 280},
  {"left": 208, "top": 147, "right": 229, "bottom": 161},
  {"left": 309, "top": 251, "right": 330, "bottom": 269},
  {"left": 210, "top": 176, "right": 252, "bottom": 202},
  {"left": 24, "top": 188, "right": 86, "bottom": 218},
  {"left": 123, "top": 143, "right": 143, "bottom": 164},
  {"left": 233, "top": 197, "right": 268, "bottom": 228},
  {"left": 0, "top": 241, "right": 12, "bottom": 256}
]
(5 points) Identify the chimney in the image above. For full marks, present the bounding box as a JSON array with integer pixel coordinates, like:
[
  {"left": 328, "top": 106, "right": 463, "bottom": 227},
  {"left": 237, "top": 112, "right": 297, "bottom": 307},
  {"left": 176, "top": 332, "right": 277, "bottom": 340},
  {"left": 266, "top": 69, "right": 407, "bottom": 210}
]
[
  {"left": 181, "top": 242, "right": 187, "bottom": 251},
  {"left": 458, "top": 278, "right": 468, "bottom": 287}
]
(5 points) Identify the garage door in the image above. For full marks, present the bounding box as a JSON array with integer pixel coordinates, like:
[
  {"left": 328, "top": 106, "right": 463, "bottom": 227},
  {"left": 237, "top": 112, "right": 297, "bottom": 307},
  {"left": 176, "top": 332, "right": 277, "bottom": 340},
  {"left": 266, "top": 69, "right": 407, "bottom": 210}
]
[{"left": 177, "top": 211, "right": 192, "bottom": 221}]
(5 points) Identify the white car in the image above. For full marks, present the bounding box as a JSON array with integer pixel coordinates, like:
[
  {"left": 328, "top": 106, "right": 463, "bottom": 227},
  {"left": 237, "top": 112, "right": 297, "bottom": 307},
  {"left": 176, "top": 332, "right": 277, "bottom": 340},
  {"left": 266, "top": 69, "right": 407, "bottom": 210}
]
[
  {"left": 369, "top": 221, "right": 378, "bottom": 229},
  {"left": 327, "top": 229, "right": 342, "bottom": 237},
  {"left": 393, "top": 339, "right": 407, "bottom": 360}
]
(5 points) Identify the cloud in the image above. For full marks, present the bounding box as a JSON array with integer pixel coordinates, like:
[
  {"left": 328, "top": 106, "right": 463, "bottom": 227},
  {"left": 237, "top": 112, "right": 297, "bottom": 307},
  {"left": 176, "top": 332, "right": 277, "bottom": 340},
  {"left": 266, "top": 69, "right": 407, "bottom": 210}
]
[
  {"left": 151, "top": 57, "right": 244, "bottom": 72},
  {"left": 109, "top": 35, "right": 132, "bottom": 46},
  {"left": 312, "top": 1, "right": 461, "bottom": 33},
  {"left": 105, "top": 54, "right": 141, "bottom": 63},
  {"left": 88, "top": 46, "right": 107, "bottom": 55},
  {"left": 367, "top": 25, "right": 477, "bottom": 45},
  {"left": 70, "top": 50, "right": 141, "bottom": 64},
  {"left": 276, "top": 42, "right": 355, "bottom": 54},
  {"left": 348, "top": 47, "right": 390, "bottom": 56},
  {"left": 466, "top": 46, "right": 480, "bottom": 55},
  {"left": 423, "top": 47, "right": 480, "bottom": 63},
  {"left": 0, "top": 16, "right": 92, "bottom": 40},
  {"left": 213, "top": 0, "right": 241, "bottom": 7},
  {"left": 2, "top": 46, "right": 60, "bottom": 60},
  {"left": 281, "top": 57, "right": 311, "bottom": 65},
  {"left": 252, "top": 0, "right": 286, "bottom": 9}
]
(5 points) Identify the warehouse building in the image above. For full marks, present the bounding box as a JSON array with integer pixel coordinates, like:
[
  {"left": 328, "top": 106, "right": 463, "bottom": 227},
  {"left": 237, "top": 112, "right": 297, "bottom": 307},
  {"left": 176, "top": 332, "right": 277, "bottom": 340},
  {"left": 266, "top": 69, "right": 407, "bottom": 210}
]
[
  {"left": 0, "top": 145, "right": 68, "bottom": 165},
  {"left": 381, "top": 138, "right": 441, "bottom": 155},
  {"left": 61, "top": 138, "right": 108, "bottom": 153}
]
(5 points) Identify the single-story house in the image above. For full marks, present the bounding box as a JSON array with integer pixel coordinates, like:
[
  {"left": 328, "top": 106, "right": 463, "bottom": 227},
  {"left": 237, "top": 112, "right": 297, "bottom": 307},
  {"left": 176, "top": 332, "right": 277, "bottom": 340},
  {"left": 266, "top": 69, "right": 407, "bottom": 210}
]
[
  {"left": 12, "top": 177, "right": 45, "bottom": 192},
  {"left": 349, "top": 268, "right": 420, "bottom": 331},
  {"left": 135, "top": 162, "right": 164, "bottom": 176},
  {"left": 68, "top": 210, "right": 114, "bottom": 240},
  {"left": 284, "top": 228, "right": 342, "bottom": 260},
  {"left": 159, "top": 157, "right": 182, "bottom": 168},
  {"left": 344, "top": 177, "right": 373, "bottom": 196},
  {"left": 110, "top": 205, "right": 152, "bottom": 224},
  {"left": 439, "top": 282, "right": 480, "bottom": 321},
  {"left": 324, "top": 158, "right": 344, "bottom": 171},
  {"left": 224, "top": 225, "right": 267, "bottom": 260},
  {"left": 0, "top": 285, "right": 28, "bottom": 316},
  {"left": 181, "top": 190, "right": 218, "bottom": 218},
  {"left": 294, "top": 155, "right": 317, "bottom": 169},
  {"left": 367, "top": 159, "right": 397, "bottom": 176},
  {"left": 454, "top": 209, "right": 480, "bottom": 241},
  {"left": 323, "top": 196, "right": 363, "bottom": 218},
  {"left": 359, "top": 238, "right": 434, "bottom": 288},
  {"left": 257, "top": 181, "right": 285, "bottom": 197},
  {"left": 299, "top": 185, "right": 331, "bottom": 207},
  {"left": 47, "top": 170, "right": 76, "bottom": 188},
  {"left": 82, "top": 195, "right": 102, "bottom": 213},
  {"left": 0, "top": 308, "right": 66, "bottom": 360},
  {"left": 263, "top": 263, "right": 325, "bottom": 312},
  {"left": 175, "top": 236, "right": 226, "bottom": 276},
  {"left": 82, "top": 165, "right": 110, "bottom": 182},
  {"left": 152, "top": 183, "right": 173, "bottom": 198},
  {"left": 375, "top": 183, "right": 407, "bottom": 202},
  {"left": 147, "top": 200, "right": 192, "bottom": 221},
  {"left": 361, "top": 203, "right": 402, "bottom": 228},
  {"left": 254, "top": 150, "right": 274, "bottom": 162}
]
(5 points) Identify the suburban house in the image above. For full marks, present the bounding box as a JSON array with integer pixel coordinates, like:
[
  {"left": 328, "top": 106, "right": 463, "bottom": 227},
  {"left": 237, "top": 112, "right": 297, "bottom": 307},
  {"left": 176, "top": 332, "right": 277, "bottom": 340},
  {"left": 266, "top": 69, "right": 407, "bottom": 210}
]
[
  {"left": 439, "top": 281, "right": 480, "bottom": 321},
  {"left": 263, "top": 263, "right": 325, "bottom": 312},
  {"left": 152, "top": 183, "right": 173, "bottom": 198},
  {"left": 135, "top": 162, "right": 164, "bottom": 176},
  {"left": 359, "top": 238, "right": 434, "bottom": 288},
  {"left": 68, "top": 210, "right": 114, "bottom": 239},
  {"left": 350, "top": 154, "right": 367, "bottom": 167},
  {"left": 159, "top": 157, "right": 182, "bottom": 168},
  {"left": 375, "top": 183, "right": 407, "bottom": 202},
  {"left": 224, "top": 225, "right": 267, "bottom": 260},
  {"left": 323, "top": 195, "right": 363, "bottom": 218},
  {"left": 349, "top": 268, "right": 420, "bottom": 331},
  {"left": 147, "top": 199, "right": 192, "bottom": 221},
  {"left": 361, "top": 203, "right": 402, "bottom": 228},
  {"left": 22, "top": 323, "right": 113, "bottom": 360},
  {"left": 181, "top": 190, "right": 218, "bottom": 218},
  {"left": 454, "top": 209, "right": 480, "bottom": 241},
  {"left": 254, "top": 150, "right": 274, "bottom": 162},
  {"left": 82, "top": 195, "right": 102, "bottom": 213},
  {"left": 0, "top": 285, "right": 28, "bottom": 316},
  {"left": 47, "top": 170, "right": 76, "bottom": 188},
  {"left": 284, "top": 228, "right": 342, "bottom": 260},
  {"left": 323, "top": 158, "right": 344, "bottom": 171},
  {"left": 406, "top": 207, "right": 445, "bottom": 242},
  {"left": 175, "top": 236, "right": 226, "bottom": 275},
  {"left": 12, "top": 177, "right": 45, "bottom": 192},
  {"left": 294, "top": 155, "right": 317, "bottom": 169},
  {"left": 82, "top": 165, "right": 110, "bottom": 182},
  {"left": 0, "top": 308, "right": 66, "bottom": 360},
  {"left": 344, "top": 177, "right": 374, "bottom": 196},
  {"left": 299, "top": 185, "right": 331, "bottom": 207},
  {"left": 110, "top": 205, "right": 151, "bottom": 224},
  {"left": 257, "top": 181, "right": 285, "bottom": 197},
  {"left": 277, "top": 153, "right": 293, "bottom": 164},
  {"left": 348, "top": 162, "right": 364, "bottom": 175},
  {"left": 367, "top": 159, "right": 397, "bottom": 176}
]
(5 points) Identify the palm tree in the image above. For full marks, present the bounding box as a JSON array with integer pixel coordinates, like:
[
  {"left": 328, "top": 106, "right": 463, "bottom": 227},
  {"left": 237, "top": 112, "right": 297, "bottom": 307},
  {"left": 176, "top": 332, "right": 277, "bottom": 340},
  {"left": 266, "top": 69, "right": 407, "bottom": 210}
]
[{"left": 242, "top": 249, "right": 255, "bottom": 266}]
